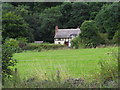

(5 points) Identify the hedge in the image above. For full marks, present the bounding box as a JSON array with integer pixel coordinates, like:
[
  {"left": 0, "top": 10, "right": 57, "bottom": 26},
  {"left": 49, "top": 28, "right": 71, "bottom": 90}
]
[{"left": 22, "top": 43, "right": 66, "bottom": 51}]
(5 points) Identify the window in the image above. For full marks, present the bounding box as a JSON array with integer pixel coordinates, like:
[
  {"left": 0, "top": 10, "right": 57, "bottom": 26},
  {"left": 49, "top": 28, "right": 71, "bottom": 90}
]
[
  {"left": 70, "top": 34, "right": 77, "bottom": 37},
  {"left": 58, "top": 38, "right": 61, "bottom": 41}
]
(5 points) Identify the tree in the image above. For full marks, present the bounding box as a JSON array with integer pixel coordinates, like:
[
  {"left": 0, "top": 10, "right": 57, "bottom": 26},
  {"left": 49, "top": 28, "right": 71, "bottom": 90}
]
[
  {"left": 14, "top": 5, "right": 35, "bottom": 42},
  {"left": 2, "top": 38, "right": 20, "bottom": 84},
  {"left": 2, "top": 3, "right": 15, "bottom": 14},
  {"left": 59, "top": 2, "right": 72, "bottom": 28},
  {"left": 2, "top": 12, "right": 31, "bottom": 41},
  {"left": 32, "top": 2, "right": 63, "bottom": 13},
  {"left": 87, "top": 2, "right": 107, "bottom": 20},
  {"left": 80, "top": 20, "right": 103, "bottom": 48},
  {"left": 37, "top": 6, "right": 62, "bottom": 42},
  {"left": 95, "top": 3, "right": 119, "bottom": 40},
  {"left": 60, "top": 2, "right": 90, "bottom": 28},
  {"left": 70, "top": 2, "right": 90, "bottom": 27},
  {"left": 71, "top": 36, "right": 80, "bottom": 49}
]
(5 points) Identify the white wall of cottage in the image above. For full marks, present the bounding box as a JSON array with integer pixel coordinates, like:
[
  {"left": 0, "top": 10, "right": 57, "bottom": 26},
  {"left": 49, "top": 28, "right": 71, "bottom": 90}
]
[
  {"left": 54, "top": 38, "right": 72, "bottom": 45},
  {"left": 54, "top": 40, "right": 65, "bottom": 45}
]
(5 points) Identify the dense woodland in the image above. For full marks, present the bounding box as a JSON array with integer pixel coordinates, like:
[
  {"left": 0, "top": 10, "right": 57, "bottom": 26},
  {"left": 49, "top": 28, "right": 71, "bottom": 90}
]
[{"left": 2, "top": 2, "right": 120, "bottom": 45}]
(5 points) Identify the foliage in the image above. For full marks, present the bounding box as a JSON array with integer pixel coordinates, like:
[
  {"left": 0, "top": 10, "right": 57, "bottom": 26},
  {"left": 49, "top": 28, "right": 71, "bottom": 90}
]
[
  {"left": 87, "top": 2, "right": 107, "bottom": 20},
  {"left": 2, "top": 39, "right": 17, "bottom": 83},
  {"left": 2, "top": 38, "right": 23, "bottom": 84},
  {"left": 98, "top": 51, "right": 118, "bottom": 87},
  {"left": 32, "top": 2, "right": 63, "bottom": 12},
  {"left": 69, "top": 2, "right": 90, "bottom": 27},
  {"left": 23, "top": 43, "right": 66, "bottom": 51},
  {"left": 2, "top": 45, "right": 16, "bottom": 83},
  {"left": 2, "top": 3, "right": 15, "bottom": 14},
  {"left": 112, "top": 30, "right": 120, "bottom": 44},
  {"left": 98, "top": 33, "right": 108, "bottom": 44},
  {"left": 16, "top": 37, "right": 28, "bottom": 48},
  {"left": 80, "top": 20, "right": 103, "bottom": 48},
  {"left": 95, "top": 3, "right": 120, "bottom": 40},
  {"left": 3, "top": 38, "right": 21, "bottom": 53},
  {"left": 60, "top": 2, "right": 90, "bottom": 28},
  {"left": 14, "top": 5, "right": 35, "bottom": 42},
  {"left": 38, "top": 6, "right": 62, "bottom": 42},
  {"left": 2, "top": 11, "right": 31, "bottom": 41},
  {"left": 2, "top": 2, "right": 119, "bottom": 44},
  {"left": 71, "top": 37, "right": 80, "bottom": 49},
  {"left": 59, "top": 2, "right": 72, "bottom": 28}
]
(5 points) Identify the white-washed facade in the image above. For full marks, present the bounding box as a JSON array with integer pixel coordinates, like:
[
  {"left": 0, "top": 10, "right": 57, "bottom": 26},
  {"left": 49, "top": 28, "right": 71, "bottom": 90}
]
[{"left": 54, "top": 26, "right": 81, "bottom": 47}]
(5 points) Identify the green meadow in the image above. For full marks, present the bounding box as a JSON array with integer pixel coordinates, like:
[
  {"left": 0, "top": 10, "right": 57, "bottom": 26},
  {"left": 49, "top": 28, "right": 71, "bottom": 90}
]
[{"left": 13, "top": 47, "right": 118, "bottom": 80}]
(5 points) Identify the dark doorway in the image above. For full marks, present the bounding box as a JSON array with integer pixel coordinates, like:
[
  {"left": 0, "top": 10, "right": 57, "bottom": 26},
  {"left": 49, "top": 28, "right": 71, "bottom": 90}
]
[{"left": 64, "top": 41, "right": 68, "bottom": 46}]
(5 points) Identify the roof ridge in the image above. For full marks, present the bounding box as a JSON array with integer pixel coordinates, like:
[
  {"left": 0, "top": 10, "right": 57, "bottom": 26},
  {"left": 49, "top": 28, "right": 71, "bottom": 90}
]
[{"left": 58, "top": 29, "right": 80, "bottom": 30}]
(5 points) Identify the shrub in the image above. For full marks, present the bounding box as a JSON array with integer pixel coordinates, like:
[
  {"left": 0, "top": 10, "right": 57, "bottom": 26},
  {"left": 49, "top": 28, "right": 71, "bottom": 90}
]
[
  {"left": 80, "top": 20, "right": 103, "bottom": 48},
  {"left": 71, "top": 36, "right": 98, "bottom": 49},
  {"left": 23, "top": 43, "right": 66, "bottom": 51},
  {"left": 17, "top": 37, "right": 28, "bottom": 48},
  {"left": 4, "top": 38, "right": 22, "bottom": 53},
  {"left": 112, "top": 30, "right": 120, "bottom": 44},
  {"left": 98, "top": 33, "right": 108, "bottom": 44},
  {"left": 38, "top": 47, "right": 42, "bottom": 52},
  {"left": 98, "top": 51, "right": 118, "bottom": 87},
  {"left": 2, "top": 38, "right": 22, "bottom": 84},
  {"left": 2, "top": 46, "right": 17, "bottom": 83},
  {"left": 71, "top": 37, "right": 80, "bottom": 49}
]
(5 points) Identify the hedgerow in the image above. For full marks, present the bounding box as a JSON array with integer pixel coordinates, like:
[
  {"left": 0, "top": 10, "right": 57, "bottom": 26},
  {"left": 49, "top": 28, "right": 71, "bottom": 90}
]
[{"left": 22, "top": 43, "right": 66, "bottom": 51}]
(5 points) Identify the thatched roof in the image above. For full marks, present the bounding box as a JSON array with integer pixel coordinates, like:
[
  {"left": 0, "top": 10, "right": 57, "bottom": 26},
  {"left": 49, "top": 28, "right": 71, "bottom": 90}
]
[{"left": 54, "top": 28, "right": 81, "bottom": 38}]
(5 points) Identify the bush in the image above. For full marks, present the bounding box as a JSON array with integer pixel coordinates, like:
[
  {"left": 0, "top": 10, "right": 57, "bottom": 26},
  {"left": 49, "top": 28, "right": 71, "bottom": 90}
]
[
  {"left": 4, "top": 38, "right": 22, "bottom": 53},
  {"left": 22, "top": 43, "right": 66, "bottom": 51},
  {"left": 80, "top": 20, "right": 103, "bottom": 48},
  {"left": 71, "top": 36, "right": 99, "bottom": 49},
  {"left": 98, "top": 51, "right": 118, "bottom": 87},
  {"left": 98, "top": 33, "right": 108, "bottom": 44},
  {"left": 112, "top": 30, "right": 120, "bottom": 44},
  {"left": 2, "top": 45, "right": 17, "bottom": 81},
  {"left": 2, "top": 39, "right": 17, "bottom": 84},
  {"left": 17, "top": 37, "right": 28, "bottom": 48},
  {"left": 2, "top": 38, "right": 22, "bottom": 84},
  {"left": 71, "top": 37, "right": 80, "bottom": 49}
]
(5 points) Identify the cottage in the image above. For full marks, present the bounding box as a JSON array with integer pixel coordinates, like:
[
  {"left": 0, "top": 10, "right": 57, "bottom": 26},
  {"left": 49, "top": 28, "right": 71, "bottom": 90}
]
[{"left": 54, "top": 26, "right": 81, "bottom": 47}]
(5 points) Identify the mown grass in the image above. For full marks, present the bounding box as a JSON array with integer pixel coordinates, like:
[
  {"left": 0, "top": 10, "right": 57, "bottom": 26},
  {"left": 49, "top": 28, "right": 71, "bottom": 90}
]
[{"left": 13, "top": 47, "right": 118, "bottom": 81}]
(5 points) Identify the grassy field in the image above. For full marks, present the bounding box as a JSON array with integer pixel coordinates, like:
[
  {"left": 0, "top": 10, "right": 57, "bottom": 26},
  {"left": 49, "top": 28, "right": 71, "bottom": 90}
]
[{"left": 13, "top": 47, "right": 118, "bottom": 81}]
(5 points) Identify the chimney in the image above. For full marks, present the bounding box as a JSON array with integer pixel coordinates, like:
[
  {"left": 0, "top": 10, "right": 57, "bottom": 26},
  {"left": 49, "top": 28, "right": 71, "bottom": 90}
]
[{"left": 55, "top": 25, "right": 58, "bottom": 33}]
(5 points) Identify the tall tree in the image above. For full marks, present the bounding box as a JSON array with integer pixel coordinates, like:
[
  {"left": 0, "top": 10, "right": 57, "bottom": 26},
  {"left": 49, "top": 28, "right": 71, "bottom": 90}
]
[
  {"left": 69, "top": 2, "right": 90, "bottom": 27},
  {"left": 59, "top": 2, "right": 72, "bottom": 28},
  {"left": 60, "top": 2, "right": 90, "bottom": 28},
  {"left": 80, "top": 20, "right": 103, "bottom": 47},
  {"left": 87, "top": 2, "right": 107, "bottom": 20},
  {"left": 14, "top": 5, "right": 35, "bottom": 42},
  {"left": 95, "top": 3, "right": 119, "bottom": 40},
  {"left": 37, "top": 6, "right": 62, "bottom": 42},
  {"left": 2, "top": 12, "right": 31, "bottom": 41}
]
